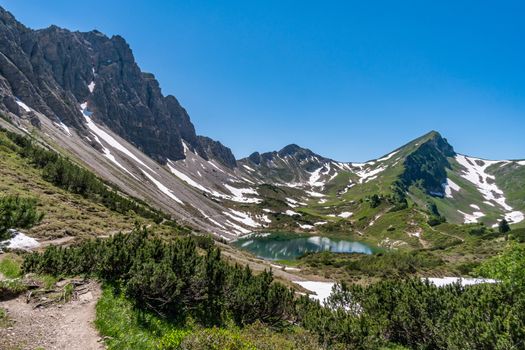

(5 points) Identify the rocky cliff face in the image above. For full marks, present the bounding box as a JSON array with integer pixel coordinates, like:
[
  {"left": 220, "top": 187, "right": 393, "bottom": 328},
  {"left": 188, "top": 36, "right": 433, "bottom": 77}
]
[
  {"left": 196, "top": 136, "right": 237, "bottom": 169},
  {"left": 400, "top": 132, "right": 456, "bottom": 195},
  {"left": 0, "top": 6, "right": 235, "bottom": 165}
]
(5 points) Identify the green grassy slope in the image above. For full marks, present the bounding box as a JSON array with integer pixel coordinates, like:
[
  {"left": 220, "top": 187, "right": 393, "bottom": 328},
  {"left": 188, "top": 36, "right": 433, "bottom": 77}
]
[{"left": 0, "top": 129, "right": 177, "bottom": 240}]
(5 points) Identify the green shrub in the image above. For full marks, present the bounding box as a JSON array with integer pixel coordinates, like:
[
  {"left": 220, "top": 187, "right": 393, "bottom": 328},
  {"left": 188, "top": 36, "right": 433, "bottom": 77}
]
[
  {"left": 476, "top": 242, "right": 525, "bottom": 286},
  {"left": 510, "top": 228, "right": 525, "bottom": 243},
  {"left": 180, "top": 328, "right": 256, "bottom": 350},
  {"left": 297, "top": 279, "right": 525, "bottom": 349},
  {"left": 0, "top": 195, "right": 43, "bottom": 240},
  {"left": 303, "top": 250, "right": 443, "bottom": 278},
  {"left": 24, "top": 228, "right": 294, "bottom": 329}
]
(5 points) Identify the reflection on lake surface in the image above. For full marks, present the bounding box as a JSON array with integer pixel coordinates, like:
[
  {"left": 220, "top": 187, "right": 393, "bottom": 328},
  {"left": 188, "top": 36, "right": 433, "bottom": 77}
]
[{"left": 232, "top": 233, "right": 375, "bottom": 260}]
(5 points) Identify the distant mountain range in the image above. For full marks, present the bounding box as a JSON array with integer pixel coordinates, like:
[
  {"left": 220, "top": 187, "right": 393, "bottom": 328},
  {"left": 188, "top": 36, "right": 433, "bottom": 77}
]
[{"left": 1, "top": 6, "right": 524, "bottom": 243}]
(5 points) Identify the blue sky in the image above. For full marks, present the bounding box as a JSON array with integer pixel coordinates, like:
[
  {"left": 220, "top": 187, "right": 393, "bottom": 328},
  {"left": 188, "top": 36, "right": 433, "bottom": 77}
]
[{"left": 2, "top": 1, "right": 524, "bottom": 161}]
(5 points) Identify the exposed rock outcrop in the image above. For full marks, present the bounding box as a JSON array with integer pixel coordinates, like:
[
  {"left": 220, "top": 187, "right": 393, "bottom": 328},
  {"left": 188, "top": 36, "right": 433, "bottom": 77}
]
[{"left": 0, "top": 6, "right": 235, "bottom": 166}]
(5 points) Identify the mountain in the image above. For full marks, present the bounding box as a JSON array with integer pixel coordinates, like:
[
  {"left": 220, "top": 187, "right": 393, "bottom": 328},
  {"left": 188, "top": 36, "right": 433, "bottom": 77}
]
[
  {"left": 0, "top": 6, "right": 524, "bottom": 243},
  {"left": 0, "top": 7, "right": 235, "bottom": 166},
  {"left": 233, "top": 131, "right": 525, "bottom": 246},
  {"left": 238, "top": 144, "right": 336, "bottom": 188}
]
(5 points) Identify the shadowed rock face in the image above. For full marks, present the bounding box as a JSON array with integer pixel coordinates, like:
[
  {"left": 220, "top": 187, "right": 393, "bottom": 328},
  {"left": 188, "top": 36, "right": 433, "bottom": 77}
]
[
  {"left": 0, "top": 6, "right": 236, "bottom": 166},
  {"left": 400, "top": 132, "right": 456, "bottom": 196},
  {"left": 197, "top": 136, "right": 238, "bottom": 169}
]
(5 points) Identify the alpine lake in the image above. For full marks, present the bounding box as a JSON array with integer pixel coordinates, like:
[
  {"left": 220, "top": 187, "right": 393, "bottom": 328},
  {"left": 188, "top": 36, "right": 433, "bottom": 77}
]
[{"left": 232, "top": 232, "right": 378, "bottom": 261}]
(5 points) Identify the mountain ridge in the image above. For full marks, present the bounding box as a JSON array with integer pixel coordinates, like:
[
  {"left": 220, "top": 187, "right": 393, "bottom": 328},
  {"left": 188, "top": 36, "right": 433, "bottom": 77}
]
[
  {"left": 1, "top": 6, "right": 524, "bottom": 241},
  {"left": 0, "top": 6, "right": 236, "bottom": 167}
]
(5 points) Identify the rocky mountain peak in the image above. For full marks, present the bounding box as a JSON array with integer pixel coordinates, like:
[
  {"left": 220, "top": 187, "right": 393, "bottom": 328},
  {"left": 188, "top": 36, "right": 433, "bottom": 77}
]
[
  {"left": 277, "top": 144, "right": 323, "bottom": 161},
  {"left": 400, "top": 131, "right": 456, "bottom": 196},
  {"left": 0, "top": 6, "right": 235, "bottom": 166}
]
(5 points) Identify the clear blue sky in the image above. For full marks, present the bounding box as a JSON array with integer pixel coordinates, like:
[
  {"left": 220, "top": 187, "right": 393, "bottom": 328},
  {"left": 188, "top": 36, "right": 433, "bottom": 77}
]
[{"left": 2, "top": 0, "right": 524, "bottom": 161}]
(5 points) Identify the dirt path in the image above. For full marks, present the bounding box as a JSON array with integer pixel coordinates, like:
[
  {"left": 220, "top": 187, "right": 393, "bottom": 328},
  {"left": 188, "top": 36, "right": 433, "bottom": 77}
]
[
  {"left": 38, "top": 236, "right": 76, "bottom": 248},
  {"left": 0, "top": 281, "right": 104, "bottom": 350}
]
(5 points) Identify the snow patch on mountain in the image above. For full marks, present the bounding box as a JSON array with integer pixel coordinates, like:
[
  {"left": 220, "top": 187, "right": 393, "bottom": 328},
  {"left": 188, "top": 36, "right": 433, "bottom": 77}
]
[
  {"left": 54, "top": 119, "right": 72, "bottom": 136},
  {"left": 339, "top": 183, "right": 355, "bottom": 196},
  {"left": 376, "top": 150, "right": 399, "bottom": 162},
  {"left": 224, "top": 209, "right": 261, "bottom": 228},
  {"left": 298, "top": 224, "right": 314, "bottom": 230},
  {"left": 305, "top": 190, "right": 325, "bottom": 198},
  {"left": 92, "top": 135, "right": 137, "bottom": 179},
  {"left": 355, "top": 165, "right": 387, "bottom": 184},
  {"left": 458, "top": 210, "right": 485, "bottom": 224},
  {"left": 207, "top": 217, "right": 226, "bottom": 229},
  {"left": 208, "top": 161, "right": 226, "bottom": 173},
  {"left": 286, "top": 198, "right": 299, "bottom": 208},
  {"left": 505, "top": 211, "right": 525, "bottom": 224},
  {"left": 224, "top": 184, "right": 261, "bottom": 204},
  {"left": 140, "top": 169, "right": 184, "bottom": 204},
  {"left": 225, "top": 220, "right": 251, "bottom": 235},
  {"left": 443, "top": 178, "right": 460, "bottom": 198},
  {"left": 167, "top": 161, "right": 217, "bottom": 195},
  {"left": 88, "top": 134, "right": 135, "bottom": 178},
  {"left": 455, "top": 155, "right": 508, "bottom": 209},
  {"left": 260, "top": 214, "right": 272, "bottom": 224},
  {"left": 455, "top": 155, "right": 523, "bottom": 224},
  {"left": 15, "top": 98, "right": 31, "bottom": 112},
  {"left": 424, "top": 277, "right": 497, "bottom": 287},
  {"left": 82, "top": 102, "right": 157, "bottom": 174},
  {"left": 88, "top": 81, "right": 95, "bottom": 93},
  {"left": 333, "top": 162, "right": 352, "bottom": 171},
  {"left": 294, "top": 281, "right": 335, "bottom": 305},
  {"left": 328, "top": 171, "right": 339, "bottom": 182},
  {"left": 0, "top": 230, "right": 40, "bottom": 251},
  {"left": 308, "top": 167, "right": 325, "bottom": 187}
]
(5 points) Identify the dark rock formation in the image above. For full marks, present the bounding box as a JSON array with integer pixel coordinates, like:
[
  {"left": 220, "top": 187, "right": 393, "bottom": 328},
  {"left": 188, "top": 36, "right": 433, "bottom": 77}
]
[
  {"left": 197, "top": 136, "right": 237, "bottom": 169},
  {"left": 0, "top": 6, "right": 235, "bottom": 166},
  {"left": 400, "top": 131, "right": 456, "bottom": 196}
]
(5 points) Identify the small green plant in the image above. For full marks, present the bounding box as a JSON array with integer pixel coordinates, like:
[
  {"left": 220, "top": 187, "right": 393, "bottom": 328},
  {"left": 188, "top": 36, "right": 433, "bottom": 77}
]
[
  {"left": 38, "top": 274, "right": 59, "bottom": 290},
  {"left": 179, "top": 327, "right": 256, "bottom": 350},
  {"left": 0, "top": 256, "right": 22, "bottom": 278},
  {"left": 0, "top": 278, "right": 28, "bottom": 298},
  {"left": 0, "top": 307, "right": 12, "bottom": 328},
  {"left": 63, "top": 282, "right": 74, "bottom": 302}
]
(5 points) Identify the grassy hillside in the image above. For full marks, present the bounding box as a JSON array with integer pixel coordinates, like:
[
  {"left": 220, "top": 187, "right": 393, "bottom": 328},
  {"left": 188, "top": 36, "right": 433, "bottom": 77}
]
[
  {"left": 0, "top": 129, "right": 180, "bottom": 240},
  {"left": 492, "top": 163, "right": 525, "bottom": 212}
]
